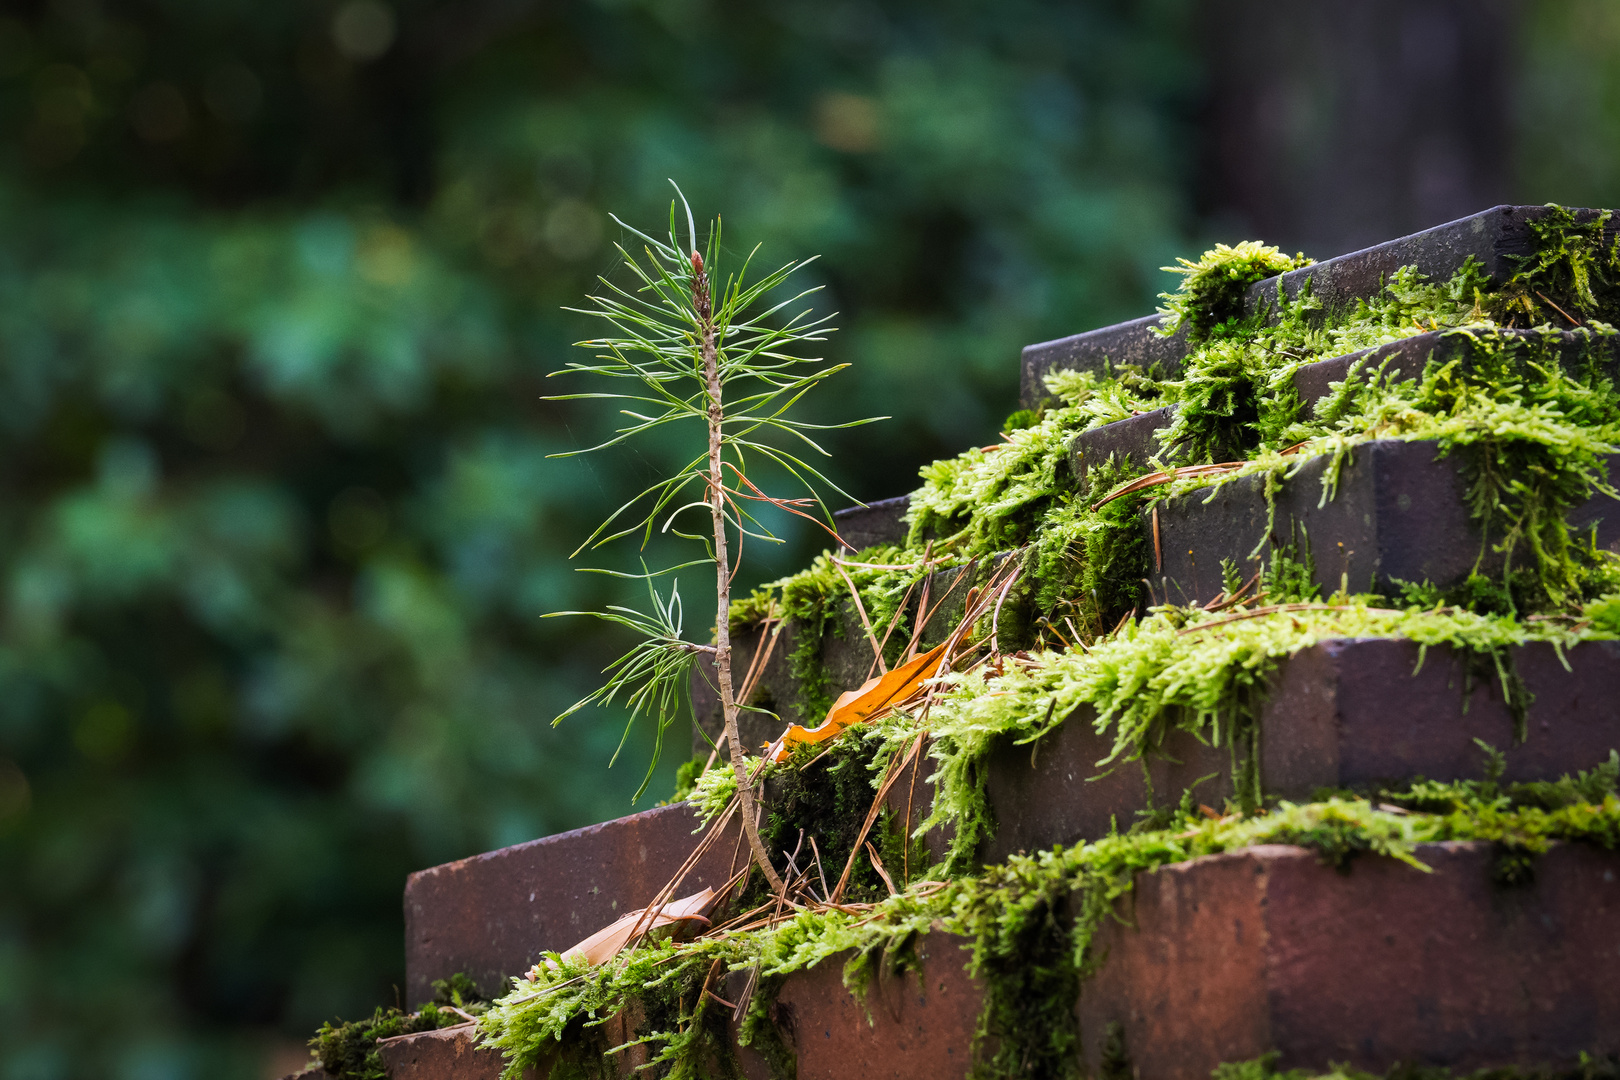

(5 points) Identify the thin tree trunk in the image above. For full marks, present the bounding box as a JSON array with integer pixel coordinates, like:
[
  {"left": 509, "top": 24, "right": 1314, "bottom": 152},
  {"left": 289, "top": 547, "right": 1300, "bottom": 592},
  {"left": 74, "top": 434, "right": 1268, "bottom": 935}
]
[{"left": 692, "top": 250, "right": 785, "bottom": 894}]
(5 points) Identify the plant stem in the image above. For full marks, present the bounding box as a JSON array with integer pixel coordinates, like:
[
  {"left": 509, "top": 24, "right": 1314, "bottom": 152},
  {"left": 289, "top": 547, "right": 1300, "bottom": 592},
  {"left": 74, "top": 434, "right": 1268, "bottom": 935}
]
[{"left": 693, "top": 249, "right": 785, "bottom": 893}]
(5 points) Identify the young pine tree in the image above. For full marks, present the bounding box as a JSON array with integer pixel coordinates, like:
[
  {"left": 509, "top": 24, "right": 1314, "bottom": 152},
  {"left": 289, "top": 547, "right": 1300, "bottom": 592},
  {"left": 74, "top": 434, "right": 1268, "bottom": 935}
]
[{"left": 548, "top": 188, "right": 876, "bottom": 889}]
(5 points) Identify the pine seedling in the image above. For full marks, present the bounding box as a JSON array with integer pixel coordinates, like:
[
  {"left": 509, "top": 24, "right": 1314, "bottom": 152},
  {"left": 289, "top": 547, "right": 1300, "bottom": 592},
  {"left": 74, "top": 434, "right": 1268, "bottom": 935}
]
[{"left": 547, "top": 185, "right": 878, "bottom": 888}]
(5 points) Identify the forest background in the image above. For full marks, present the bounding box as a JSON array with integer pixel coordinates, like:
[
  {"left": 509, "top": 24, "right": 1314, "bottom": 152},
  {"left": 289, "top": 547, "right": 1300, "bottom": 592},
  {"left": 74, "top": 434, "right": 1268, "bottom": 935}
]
[{"left": 0, "top": 1, "right": 1613, "bottom": 1077}]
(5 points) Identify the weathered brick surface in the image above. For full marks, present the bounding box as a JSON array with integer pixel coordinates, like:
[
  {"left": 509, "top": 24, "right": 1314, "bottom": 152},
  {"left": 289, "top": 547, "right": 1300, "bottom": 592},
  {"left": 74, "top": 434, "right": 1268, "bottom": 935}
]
[
  {"left": 1079, "top": 842, "right": 1620, "bottom": 1079},
  {"left": 374, "top": 1026, "right": 517, "bottom": 1080},
  {"left": 1022, "top": 204, "right": 1598, "bottom": 410},
  {"left": 392, "top": 844, "right": 1620, "bottom": 1079},
  {"left": 1069, "top": 327, "right": 1620, "bottom": 488},
  {"left": 1069, "top": 406, "right": 1174, "bottom": 483},
  {"left": 762, "top": 935, "right": 981, "bottom": 1080},
  {"left": 403, "top": 803, "right": 747, "bottom": 1004},
  {"left": 1151, "top": 438, "right": 1620, "bottom": 605},
  {"left": 1022, "top": 314, "right": 1187, "bottom": 413},
  {"left": 970, "top": 638, "right": 1620, "bottom": 865},
  {"left": 722, "top": 634, "right": 1619, "bottom": 872},
  {"left": 833, "top": 496, "right": 910, "bottom": 552},
  {"left": 1247, "top": 203, "right": 1556, "bottom": 315}
]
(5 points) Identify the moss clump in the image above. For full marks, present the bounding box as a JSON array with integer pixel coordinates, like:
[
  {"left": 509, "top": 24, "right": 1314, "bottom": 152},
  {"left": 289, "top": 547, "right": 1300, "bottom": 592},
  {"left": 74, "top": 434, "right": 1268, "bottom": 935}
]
[
  {"left": 1156, "top": 240, "right": 1311, "bottom": 341},
  {"left": 1284, "top": 324, "right": 1620, "bottom": 611},
  {"left": 1494, "top": 204, "right": 1620, "bottom": 325},
  {"left": 752, "top": 733, "right": 898, "bottom": 907},
  {"left": 309, "top": 974, "right": 487, "bottom": 1080},
  {"left": 903, "top": 598, "right": 1615, "bottom": 873},
  {"left": 1213, "top": 1050, "right": 1620, "bottom": 1080},
  {"left": 1156, "top": 258, "right": 1497, "bottom": 465}
]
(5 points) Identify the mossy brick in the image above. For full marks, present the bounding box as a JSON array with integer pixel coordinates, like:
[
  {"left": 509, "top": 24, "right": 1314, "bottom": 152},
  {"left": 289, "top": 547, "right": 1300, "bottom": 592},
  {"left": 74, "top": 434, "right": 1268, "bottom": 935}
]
[
  {"left": 1147, "top": 438, "right": 1620, "bottom": 606},
  {"left": 402, "top": 803, "right": 748, "bottom": 1005},
  {"left": 1067, "top": 327, "right": 1620, "bottom": 482},
  {"left": 392, "top": 844, "right": 1620, "bottom": 1079},
  {"left": 1021, "top": 314, "right": 1188, "bottom": 413},
  {"left": 1292, "top": 325, "right": 1620, "bottom": 407},
  {"left": 903, "top": 638, "right": 1620, "bottom": 867},
  {"left": 1078, "top": 842, "right": 1620, "bottom": 1080},
  {"left": 746, "top": 933, "right": 981, "bottom": 1080},
  {"left": 370, "top": 1008, "right": 653, "bottom": 1080},
  {"left": 372, "top": 1026, "right": 512, "bottom": 1080},
  {"left": 762, "top": 842, "right": 1620, "bottom": 1080},
  {"left": 692, "top": 555, "right": 997, "bottom": 753},
  {"left": 1021, "top": 204, "right": 1597, "bottom": 410},
  {"left": 373, "top": 937, "right": 977, "bottom": 1080}
]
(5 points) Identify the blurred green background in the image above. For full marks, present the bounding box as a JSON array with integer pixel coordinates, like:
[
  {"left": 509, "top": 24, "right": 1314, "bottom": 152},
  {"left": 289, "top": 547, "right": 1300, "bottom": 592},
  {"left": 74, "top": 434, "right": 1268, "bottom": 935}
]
[{"left": 0, "top": 0, "right": 1615, "bottom": 1076}]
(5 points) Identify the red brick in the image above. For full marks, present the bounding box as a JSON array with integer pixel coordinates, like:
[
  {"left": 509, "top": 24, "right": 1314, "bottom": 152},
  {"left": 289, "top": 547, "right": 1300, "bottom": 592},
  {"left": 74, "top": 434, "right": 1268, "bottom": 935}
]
[
  {"left": 1079, "top": 842, "right": 1620, "bottom": 1079},
  {"left": 404, "top": 803, "right": 748, "bottom": 1004},
  {"left": 770, "top": 935, "right": 980, "bottom": 1080}
]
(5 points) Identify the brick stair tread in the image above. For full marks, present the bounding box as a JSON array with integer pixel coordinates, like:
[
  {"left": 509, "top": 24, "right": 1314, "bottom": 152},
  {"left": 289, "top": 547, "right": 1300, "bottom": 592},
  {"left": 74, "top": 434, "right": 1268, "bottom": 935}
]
[
  {"left": 1069, "top": 326, "right": 1620, "bottom": 480},
  {"left": 411, "top": 637, "right": 1620, "bottom": 1000},
  {"left": 403, "top": 801, "right": 746, "bottom": 1005},
  {"left": 381, "top": 842, "right": 1620, "bottom": 1079},
  {"left": 1148, "top": 437, "right": 1620, "bottom": 605},
  {"left": 1021, "top": 204, "right": 1611, "bottom": 410}
]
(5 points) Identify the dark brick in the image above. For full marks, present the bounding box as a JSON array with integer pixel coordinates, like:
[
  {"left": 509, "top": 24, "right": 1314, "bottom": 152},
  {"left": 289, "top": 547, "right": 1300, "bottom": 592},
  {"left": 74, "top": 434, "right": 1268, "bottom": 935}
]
[
  {"left": 403, "top": 803, "right": 748, "bottom": 1004},
  {"left": 1069, "top": 407, "right": 1174, "bottom": 485},
  {"left": 967, "top": 638, "right": 1620, "bottom": 865},
  {"left": 1248, "top": 203, "right": 1553, "bottom": 316},
  {"left": 1078, "top": 842, "right": 1620, "bottom": 1079},
  {"left": 834, "top": 496, "right": 911, "bottom": 552},
  {"left": 1022, "top": 315, "right": 1186, "bottom": 412},
  {"left": 400, "top": 843, "right": 1620, "bottom": 1079},
  {"left": 1149, "top": 438, "right": 1620, "bottom": 606},
  {"left": 1071, "top": 327, "right": 1620, "bottom": 492},
  {"left": 381, "top": 940, "right": 975, "bottom": 1080},
  {"left": 374, "top": 1025, "right": 522, "bottom": 1080},
  {"left": 758, "top": 935, "right": 981, "bottom": 1080},
  {"left": 1260, "top": 638, "right": 1620, "bottom": 794},
  {"left": 1291, "top": 326, "right": 1620, "bottom": 407}
]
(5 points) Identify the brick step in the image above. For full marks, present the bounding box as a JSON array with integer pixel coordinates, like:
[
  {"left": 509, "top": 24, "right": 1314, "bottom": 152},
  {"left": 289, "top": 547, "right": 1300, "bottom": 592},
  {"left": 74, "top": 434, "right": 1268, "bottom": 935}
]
[
  {"left": 1068, "top": 326, "right": 1620, "bottom": 480},
  {"left": 1019, "top": 203, "right": 1602, "bottom": 410},
  {"left": 409, "top": 638, "right": 1620, "bottom": 1001},
  {"left": 706, "top": 422, "right": 1620, "bottom": 743},
  {"left": 402, "top": 802, "right": 747, "bottom": 1005},
  {"left": 1149, "top": 437, "right": 1620, "bottom": 607},
  {"left": 961, "top": 637, "right": 1620, "bottom": 865},
  {"left": 1088, "top": 841, "right": 1620, "bottom": 1080},
  {"left": 378, "top": 841, "right": 1620, "bottom": 1079}
]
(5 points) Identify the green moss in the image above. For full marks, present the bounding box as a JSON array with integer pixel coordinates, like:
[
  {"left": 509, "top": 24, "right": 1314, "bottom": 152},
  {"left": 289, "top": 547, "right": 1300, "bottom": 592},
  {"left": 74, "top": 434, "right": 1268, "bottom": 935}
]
[
  {"left": 1158, "top": 257, "right": 1495, "bottom": 466},
  {"left": 1002, "top": 407, "right": 1039, "bottom": 434},
  {"left": 752, "top": 731, "right": 896, "bottom": 907},
  {"left": 1213, "top": 1050, "right": 1620, "bottom": 1080},
  {"left": 580, "top": 207, "right": 1620, "bottom": 1080},
  {"left": 1495, "top": 205, "right": 1620, "bottom": 324},
  {"left": 308, "top": 974, "right": 488, "bottom": 1080},
  {"left": 1293, "top": 324, "right": 1620, "bottom": 611},
  {"left": 1156, "top": 241, "right": 1312, "bottom": 341},
  {"left": 671, "top": 755, "right": 708, "bottom": 802},
  {"left": 486, "top": 747, "right": 1620, "bottom": 1080}
]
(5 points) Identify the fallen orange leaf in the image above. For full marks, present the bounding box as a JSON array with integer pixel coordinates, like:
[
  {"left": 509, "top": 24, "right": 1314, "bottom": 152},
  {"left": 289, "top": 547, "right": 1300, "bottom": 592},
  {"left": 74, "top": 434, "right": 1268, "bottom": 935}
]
[
  {"left": 766, "top": 642, "right": 949, "bottom": 762},
  {"left": 532, "top": 888, "right": 718, "bottom": 974}
]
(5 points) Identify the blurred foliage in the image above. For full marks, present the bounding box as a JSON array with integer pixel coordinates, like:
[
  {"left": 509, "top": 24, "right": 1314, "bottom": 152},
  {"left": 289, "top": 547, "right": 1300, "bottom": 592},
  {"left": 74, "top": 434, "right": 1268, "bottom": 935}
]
[
  {"left": 0, "top": 0, "right": 1611, "bottom": 1076},
  {"left": 0, "top": 1, "right": 1203, "bottom": 1076},
  {"left": 1519, "top": 0, "right": 1620, "bottom": 209}
]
